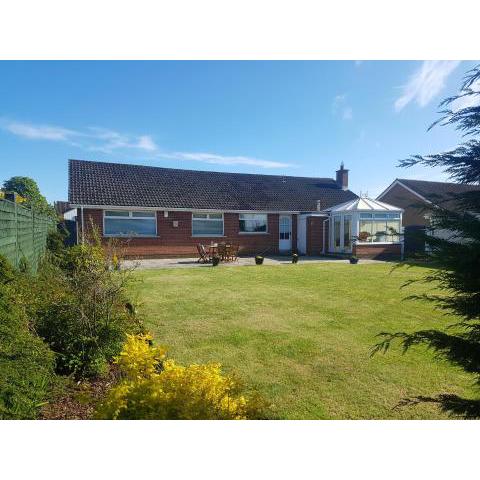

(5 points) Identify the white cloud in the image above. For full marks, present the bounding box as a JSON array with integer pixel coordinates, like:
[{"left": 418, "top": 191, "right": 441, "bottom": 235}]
[
  {"left": 332, "top": 94, "right": 353, "bottom": 120},
  {"left": 1, "top": 120, "right": 158, "bottom": 153},
  {"left": 162, "top": 151, "right": 293, "bottom": 169},
  {"left": 451, "top": 78, "right": 480, "bottom": 111},
  {"left": 394, "top": 60, "right": 461, "bottom": 112},
  {"left": 3, "top": 121, "right": 78, "bottom": 141},
  {"left": 1, "top": 118, "right": 291, "bottom": 169},
  {"left": 136, "top": 135, "right": 157, "bottom": 151}
]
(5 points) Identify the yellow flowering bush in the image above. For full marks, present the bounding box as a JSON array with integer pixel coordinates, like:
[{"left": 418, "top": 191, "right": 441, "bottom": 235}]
[{"left": 96, "top": 334, "right": 269, "bottom": 420}]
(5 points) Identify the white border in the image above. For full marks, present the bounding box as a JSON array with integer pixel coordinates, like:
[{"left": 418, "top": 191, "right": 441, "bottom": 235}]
[
  {"left": 102, "top": 209, "right": 158, "bottom": 238},
  {"left": 191, "top": 212, "right": 225, "bottom": 237}
]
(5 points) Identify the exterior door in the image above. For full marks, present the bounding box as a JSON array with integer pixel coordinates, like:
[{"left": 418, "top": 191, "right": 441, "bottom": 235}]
[{"left": 279, "top": 215, "right": 292, "bottom": 252}]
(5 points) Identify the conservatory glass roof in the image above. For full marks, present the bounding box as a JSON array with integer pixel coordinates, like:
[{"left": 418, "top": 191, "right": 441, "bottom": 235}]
[{"left": 327, "top": 197, "right": 403, "bottom": 213}]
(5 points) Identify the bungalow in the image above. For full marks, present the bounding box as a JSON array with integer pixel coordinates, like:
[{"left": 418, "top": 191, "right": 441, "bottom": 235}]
[
  {"left": 68, "top": 159, "right": 403, "bottom": 259},
  {"left": 377, "top": 178, "right": 480, "bottom": 254}
]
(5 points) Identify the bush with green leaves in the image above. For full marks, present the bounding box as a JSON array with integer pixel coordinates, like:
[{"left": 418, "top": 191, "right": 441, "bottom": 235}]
[
  {"left": 0, "top": 256, "right": 55, "bottom": 419},
  {"left": 31, "top": 239, "right": 144, "bottom": 378}
]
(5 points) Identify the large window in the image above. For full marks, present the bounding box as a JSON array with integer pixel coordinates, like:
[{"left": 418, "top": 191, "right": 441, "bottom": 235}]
[
  {"left": 239, "top": 213, "right": 268, "bottom": 233},
  {"left": 104, "top": 210, "right": 157, "bottom": 237},
  {"left": 358, "top": 213, "right": 401, "bottom": 243},
  {"left": 192, "top": 212, "right": 224, "bottom": 236}
]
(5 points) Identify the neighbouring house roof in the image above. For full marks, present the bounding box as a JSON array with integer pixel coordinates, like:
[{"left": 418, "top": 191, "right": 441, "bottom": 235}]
[
  {"left": 54, "top": 200, "right": 71, "bottom": 215},
  {"left": 68, "top": 159, "right": 358, "bottom": 212},
  {"left": 377, "top": 178, "right": 480, "bottom": 209},
  {"left": 327, "top": 197, "right": 402, "bottom": 213}
]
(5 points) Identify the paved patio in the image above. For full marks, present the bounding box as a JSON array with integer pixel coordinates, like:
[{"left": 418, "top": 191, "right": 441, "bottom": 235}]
[{"left": 122, "top": 255, "right": 383, "bottom": 270}]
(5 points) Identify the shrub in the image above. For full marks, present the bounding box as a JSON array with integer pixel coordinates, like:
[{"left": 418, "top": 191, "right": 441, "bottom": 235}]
[
  {"left": 292, "top": 253, "right": 299, "bottom": 264},
  {"left": 0, "top": 282, "right": 55, "bottom": 419},
  {"left": 0, "top": 254, "right": 15, "bottom": 285},
  {"left": 46, "top": 225, "right": 68, "bottom": 257},
  {"left": 212, "top": 256, "right": 220, "bottom": 267},
  {"left": 31, "top": 238, "right": 143, "bottom": 378},
  {"left": 96, "top": 334, "right": 269, "bottom": 420}
]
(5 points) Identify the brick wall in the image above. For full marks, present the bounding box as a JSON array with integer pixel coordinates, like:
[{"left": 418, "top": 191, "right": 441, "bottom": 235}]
[
  {"left": 352, "top": 243, "right": 402, "bottom": 260},
  {"left": 379, "top": 183, "right": 429, "bottom": 227},
  {"left": 77, "top": 208, "right": 293, "bottom": 258},
  {"left": 306, "top": 216, "right": 328, "bottom": 255}
]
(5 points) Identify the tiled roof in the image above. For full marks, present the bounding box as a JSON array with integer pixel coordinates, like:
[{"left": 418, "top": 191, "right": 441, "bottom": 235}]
[
  {"left": 398, "top": 179, "right": 480, "bottom": 209},
  {"left": 69, "top": 159, "right": 358, "bottom": 212}
]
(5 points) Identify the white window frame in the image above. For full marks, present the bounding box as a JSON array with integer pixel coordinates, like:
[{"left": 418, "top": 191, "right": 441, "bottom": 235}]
[
  {"left": 357, "top": 212, "right": 402, "bottom": 244},
  {"left": 191, "top": 212, "right": 225, "bottom": 237},
  {"left": 239, "top": 213, "right": 269, "bottom": 235},
  {"left": 103, "top": 210, "right": 157, "bottom": 237}
]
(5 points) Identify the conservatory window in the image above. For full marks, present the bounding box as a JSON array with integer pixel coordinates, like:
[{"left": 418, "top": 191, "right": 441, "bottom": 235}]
[
  {"left": 104, "top": 210, "right": 157, "bottom": 236},
  {"left": 343, "top": 215, "right": 352, "bottom": 248},
  {"left": 239, "top": 213, "right": 268, "bottom": 233},
  {"left": 334, "top": 216, "right": 341, "bottom": 247},
  {"left": 358, "top": 212, "right": 401, "bottom": 243},
  {"left": 192, "top": 212, "right": 224, "bottom": 236}
]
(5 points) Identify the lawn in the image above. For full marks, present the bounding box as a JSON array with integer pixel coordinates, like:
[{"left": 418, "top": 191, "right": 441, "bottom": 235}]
[{"left": 131, "top": 262, "right": 477, "bottom": 419}]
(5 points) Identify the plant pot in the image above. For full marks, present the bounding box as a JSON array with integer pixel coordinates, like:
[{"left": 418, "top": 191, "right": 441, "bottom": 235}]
[
  {"left": 212, "top": 256, "right": 220, "bottom": 267},
  {"left": 349, "top": 257, "right": 359, "bottom": 264},
  {"left": 255, "top": 256, "right": 264, "bottom": 265},
  {"left": 292, "top": 254, "right": 299, "bottom": 264}
]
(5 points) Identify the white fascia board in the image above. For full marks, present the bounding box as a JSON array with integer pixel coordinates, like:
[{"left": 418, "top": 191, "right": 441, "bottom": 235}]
[
  {"left": 377, "top": 179, "right": 432, "bottom": 204},
  {"left": 69, "top": 204, "right": 302, "bottom": 214}
]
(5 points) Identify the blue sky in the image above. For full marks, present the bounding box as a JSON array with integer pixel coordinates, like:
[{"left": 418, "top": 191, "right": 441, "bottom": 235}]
[{"left": 0, "top": 60, "right": 478, "bottom": 203}]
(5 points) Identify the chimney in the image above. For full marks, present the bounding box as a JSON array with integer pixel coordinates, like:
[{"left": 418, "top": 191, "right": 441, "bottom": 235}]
[
  {"left": 336, "top": 162, "right": 349, "bottom": 190},
  {"left": 316, "top": 200, "right": 322, "bottom": 212}
]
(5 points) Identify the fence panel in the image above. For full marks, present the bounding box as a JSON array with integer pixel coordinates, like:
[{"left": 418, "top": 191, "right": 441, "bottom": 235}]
[{"left": 0, "top": 199, "right": 56, "bottom": 270}]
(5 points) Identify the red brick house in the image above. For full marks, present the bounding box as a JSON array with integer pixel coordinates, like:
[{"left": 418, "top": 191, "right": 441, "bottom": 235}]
[
  {"left": 377, "top": 178, "right": 480, "bottom": 254},
  {"left": 68, "top": 159, "right": 402, "bottom": 259}
]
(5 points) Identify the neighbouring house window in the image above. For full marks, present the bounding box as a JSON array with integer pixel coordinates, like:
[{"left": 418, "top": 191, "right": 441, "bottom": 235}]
[
  {"left": 192, "top": 212, "right": 224, "bottom": 236},
  {"left": 334, "top": 216, "right": 341, "bottom": 248},
  {"left": 343, "top": 215, "right": 352, "bottom": 248},
  {"left": 104, "top": 210, "right": 157, "bottom": 236},
  {"left": 239, "top": 213, "right": 268, "bottom": 233},
  {"left": 358, "top": 213, "right": 401, "bottom": 243}
]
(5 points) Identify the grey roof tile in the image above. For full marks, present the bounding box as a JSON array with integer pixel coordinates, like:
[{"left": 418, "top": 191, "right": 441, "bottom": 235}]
[{"left": 69, "top": 159, "right": 358, "bottom": 211}]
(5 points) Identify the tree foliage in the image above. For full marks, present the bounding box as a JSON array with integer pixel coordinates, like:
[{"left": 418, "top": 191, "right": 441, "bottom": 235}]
[
  {"left": 374, "top": 65, "right": 480, "bottom": 418},
  {"left": 2, "top": 176, "right": 56, "bottom": 218}
]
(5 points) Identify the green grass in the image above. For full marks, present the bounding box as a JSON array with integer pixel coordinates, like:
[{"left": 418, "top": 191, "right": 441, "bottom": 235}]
[{"left": 131, "top": 262, "right": 477, "bottom": 419}]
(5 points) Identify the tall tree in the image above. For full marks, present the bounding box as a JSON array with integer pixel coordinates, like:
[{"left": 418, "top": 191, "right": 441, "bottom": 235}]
[
  {"left": 373, "top": 65, "right": 480, "bottom": 418},
  {"left": 2, "top": 176, "right": 56, "bottom": 218}
]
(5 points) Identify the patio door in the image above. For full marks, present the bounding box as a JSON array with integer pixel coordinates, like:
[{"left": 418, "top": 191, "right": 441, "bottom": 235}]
[{"left": 279, "top": 215, "right": 292, "bottom": 252}]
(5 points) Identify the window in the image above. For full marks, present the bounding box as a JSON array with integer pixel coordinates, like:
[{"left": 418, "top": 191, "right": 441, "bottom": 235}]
[
  {"left": 104, "top": 210, "right": 157, "bottom": 236},
  {"left": 358, "top": 212, "right": 401, "bottom": 243},
  {"left": 192, "top": 212, "right": 224, "bottom": 236},
  {"left": 334, "top": 216, "right": 341, "bottom": 248},
  {"left": 343, "top": 215, "right": 352, "bottom": 248},
  {"left": 239, "top": 213, "right": 268, "bottom": 233}
]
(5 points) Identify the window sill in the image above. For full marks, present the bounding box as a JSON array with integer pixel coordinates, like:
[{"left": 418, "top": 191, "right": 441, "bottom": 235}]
[
  {"left": 192, "top": 235, "right": 226, "bottom": 238},
  {"left": 355, "top": 241, "right": 401, "bottom": 245},
  {"left": 103, "top": 234, "right": 158, "bottom": 238},
  {"left": 238, "top": 232, "right": 269, "bottom": 235}
]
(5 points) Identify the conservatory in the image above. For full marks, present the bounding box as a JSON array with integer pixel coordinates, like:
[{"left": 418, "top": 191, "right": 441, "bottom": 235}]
[{"left": 326, "top": 197, "right": 404, "bottom": 259}]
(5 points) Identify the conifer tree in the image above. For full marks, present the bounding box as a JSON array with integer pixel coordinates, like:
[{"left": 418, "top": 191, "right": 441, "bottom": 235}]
[{"left": 374, "top": 65, "right": 480, "bottom": 418}]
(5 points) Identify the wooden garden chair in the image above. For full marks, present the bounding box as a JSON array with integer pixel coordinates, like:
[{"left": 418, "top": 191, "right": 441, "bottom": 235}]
[
  {"left": 196, "top": 244, "right": 211, "bottom": 263},
  {"left": 226, "top": 244, "right": 239, "bottom": 262},
  {"left": 217, "top": 243, "right": 227, "bottom": 261}
]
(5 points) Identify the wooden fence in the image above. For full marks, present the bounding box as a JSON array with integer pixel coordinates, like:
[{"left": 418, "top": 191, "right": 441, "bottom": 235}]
[{"left": 0, "top": 198, "right": 56, "bottom": 270}]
